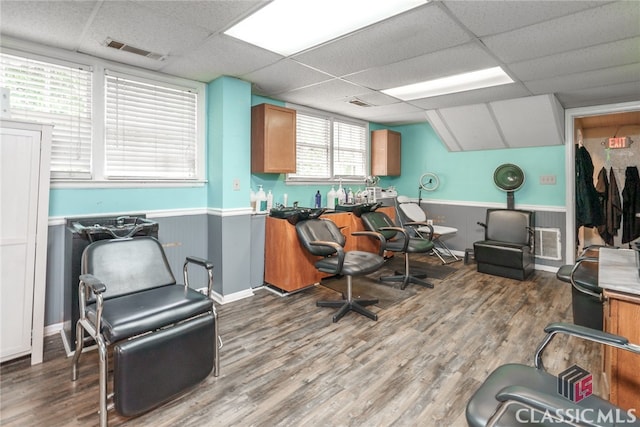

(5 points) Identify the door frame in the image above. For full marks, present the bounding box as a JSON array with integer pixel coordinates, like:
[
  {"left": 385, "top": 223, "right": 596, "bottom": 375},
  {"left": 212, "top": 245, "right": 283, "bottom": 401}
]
[{"left": 564, "top": 100, "right": 640, "bottom": 264}]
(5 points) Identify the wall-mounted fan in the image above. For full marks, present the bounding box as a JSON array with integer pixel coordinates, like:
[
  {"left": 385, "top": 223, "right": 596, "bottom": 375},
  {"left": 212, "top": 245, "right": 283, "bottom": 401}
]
[{"left": 493, "top": 163, "right": 525, "bottom": 209}]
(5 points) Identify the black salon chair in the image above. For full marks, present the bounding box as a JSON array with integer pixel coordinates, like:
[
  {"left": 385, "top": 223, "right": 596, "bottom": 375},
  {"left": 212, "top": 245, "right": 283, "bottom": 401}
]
[
  {"left": 556, "top": 246, "right": 603, "bottom": 330},
  {"left": 71, "top": 237, "right": 220, "bottom": 427},
  {"left": 360, "top": 210, "right": 436, "bottom": 290},
  {"left": 474, "top": 209, "right": 535, "bottom": 281},
  {"left": 466, "top": 322, "right": 640, "bottom": 427},
  {"left": 296, "top": 218, "right": 386, "bottom": 322}
]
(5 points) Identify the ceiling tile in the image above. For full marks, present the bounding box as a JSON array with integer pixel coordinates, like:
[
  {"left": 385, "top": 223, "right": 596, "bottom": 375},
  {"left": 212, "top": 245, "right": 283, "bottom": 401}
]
[
  {"left": 482, "top": 2, "right": 640, "bottom": 63},
  {"left": 443, "top": 0, "right": 604, "bottom": 37},
  {"left": 555, "top": 81, "right": 640, "bottom": 108},
  {"left": 131, "top": 1, "right": 264, "bottom": 33},
  {"left": 242, "top": 60, "right": 333, "bottom": 96},
  {"left": 0, "top": 1, "right": 99, "bottom": 50},
  {"left": 524, "top": 63, "right": 640, "bottom": 96},
  {"left": 344, "top": 42, "right": 498, "bottom": 90},
  {"left": 509, "top": 37, "right": 640, "bottom": 82},
  {"left": 409, "top": 83, "right": 531, "bottom": 110},
  {"left": 292, "top": 3, "right": 470, "bottom": 77},
  {"left": 438, "top": 104, "right": 506, "bottom": 150},
  {"left": 160, "top": 34, "right": 283, "bottom": 82}
]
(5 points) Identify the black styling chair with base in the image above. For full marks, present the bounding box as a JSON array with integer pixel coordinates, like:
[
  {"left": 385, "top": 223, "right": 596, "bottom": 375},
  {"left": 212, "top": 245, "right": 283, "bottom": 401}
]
[
  {"left": 71, "top": 236, "right": 220, "bottom": 427},
  {"left": 360, "top": 210, "right": 436, "bottom": 290},
  {"left": 296, "top": 217, "right": 386, "bottom": 322},
  {"left": 466, "top": 322, "right": 640, "bottom": 427}
]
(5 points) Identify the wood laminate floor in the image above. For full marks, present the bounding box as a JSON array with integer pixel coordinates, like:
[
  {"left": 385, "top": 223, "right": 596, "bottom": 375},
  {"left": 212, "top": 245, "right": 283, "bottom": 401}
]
[{"left": 1, "top": 260, "right": 603, "bottom": 427}]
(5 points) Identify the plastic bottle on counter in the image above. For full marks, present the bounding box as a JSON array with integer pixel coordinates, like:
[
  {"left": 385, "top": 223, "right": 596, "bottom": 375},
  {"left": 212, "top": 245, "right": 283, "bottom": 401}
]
[
  {"left": 347, "top": 188, "right": 354, "bottom": 204},
  {"left": 283, "top": 193, "right": 288, "bottom": 207},
  {"left": 256, "top": 185, "right": 267, "bottom": 213},
  {"left": 337, "top": 181, "right": 346, "bottom": 205},
  {"left": 250, "top": 188, "right": 257, "bottom": 212},
  {"left": 327, "top": 186, "right": 336, "bottom": 209},
  {"left": 266, "top": 190, "right": 273, "bottom": 211}
]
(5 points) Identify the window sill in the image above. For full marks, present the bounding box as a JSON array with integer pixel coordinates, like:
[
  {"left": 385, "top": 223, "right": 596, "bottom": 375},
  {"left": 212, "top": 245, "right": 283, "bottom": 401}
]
[{"left": 50, "top": 179, "right": 207, "bottom": 189}]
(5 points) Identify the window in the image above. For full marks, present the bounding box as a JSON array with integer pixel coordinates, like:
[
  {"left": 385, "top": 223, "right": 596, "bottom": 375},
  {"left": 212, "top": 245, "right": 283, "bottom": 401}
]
[
  {"left": 288, "top": 107, "right": 368, "bottom": 182},
  {"left": 105, "top": 72, "right": 198, "bottom": 179},
  {"left": 0, "top": 53, "right": 92, "bottom": 179},
  {"left": 0, "top": 49, "right": 205, "bottom": 185}
]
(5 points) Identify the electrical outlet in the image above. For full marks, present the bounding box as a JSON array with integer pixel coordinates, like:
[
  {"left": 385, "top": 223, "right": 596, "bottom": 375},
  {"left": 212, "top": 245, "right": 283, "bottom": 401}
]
[
  {"left": 427, "top": 219, "right": 433, "bottom": 226},
  {"left": 539, "top": 175, "right": 556, "bottom": 185},
  {"left": 232, "top": 178, "right": 240, "bottom": 191}
]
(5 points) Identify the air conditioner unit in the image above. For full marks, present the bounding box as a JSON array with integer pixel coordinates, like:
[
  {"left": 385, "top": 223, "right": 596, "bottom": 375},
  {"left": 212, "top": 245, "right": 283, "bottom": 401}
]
[{"left": 534, "top": 227, "right": 562, "bottom": 260}]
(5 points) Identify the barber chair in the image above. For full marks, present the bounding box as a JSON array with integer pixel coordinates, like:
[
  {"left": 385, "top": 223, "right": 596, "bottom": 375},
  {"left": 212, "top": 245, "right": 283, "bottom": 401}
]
[
  {"left": 474, "top": 209, "right": 535, "bottom": 281},
  {"left": 396, "top": 196, "right": 461, "bottom": 265},
  {"left": 71, "top": 237, "right": 220, "bottom": 427},
  {"left": 556, "top": 246, "right": 603, "bottom": 331},
  {"left": 360, "top": 210, "right": 436, "bottom": 290},
  {"left": 466, "top": 322, "right": 640, "bottom": 427},
  {"left": 295, "top": 218, "right": 386, "bottom": 322}
]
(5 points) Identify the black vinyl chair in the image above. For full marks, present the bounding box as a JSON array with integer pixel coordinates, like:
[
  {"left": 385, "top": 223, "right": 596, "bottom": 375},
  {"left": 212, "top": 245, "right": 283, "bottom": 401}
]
[
  {"left": 71, "top": 237, "right": 220, "bottom": 427},
  {"left": 466, "top": 322, "right": 640, "bottom": 427},
  {"left": 556, "top": 246, "right": 604, "bottom": 330},
  {"left": 360, "top": 210, "right": 435, "bottom": 290},
  {"left": 295, "top": 218, "right": 386, "bottom": 322}
]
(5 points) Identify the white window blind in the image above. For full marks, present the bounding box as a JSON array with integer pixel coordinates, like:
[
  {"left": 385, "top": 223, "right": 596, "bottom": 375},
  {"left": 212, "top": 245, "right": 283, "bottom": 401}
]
[
  {"left": 105, "top": 73, "right": 198, "bottom": 179},
  {"left": 334, "top": 120, "right": 366, "bottom": 177},
  {"left": 0, "top": 53, "right": 92, "bottom": 178},
  {"left": 289, "top": 108, "right": 367, "bottom": 181}
]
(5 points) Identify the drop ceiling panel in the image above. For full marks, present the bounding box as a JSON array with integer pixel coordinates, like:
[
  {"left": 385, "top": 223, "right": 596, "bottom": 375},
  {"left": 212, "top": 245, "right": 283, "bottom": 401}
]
[
  {"left": 278, "top": 79, "right": 371, "bottom": 110},
  {"left": 132, "top": 0, "right": 264, "bottom": 33},
  {"left": 0, "top": 1, "right": 99, "bottom": 50},
  {"left": 442, "top": 0, "right": 603, "bottom": 37},
  {"left": 490, "top": 95, "right": 564, "bottom": 148},
  {"left": 438, "top": 104, "right": 506, "bottom": 151},
  {"left": 78, "top": 1, "right": 211, "bottom": 66},
  {"left": 160, "top": 34, "right": 282, "bottom": 82},
  {"left": 243, "top": 60, "right": 333, "bottom": 96},
  {"left": 292, "top": 3, "right": 470, "bottom": 77},
  {"left": 555, "top": 81, "right": 640, "bottom": 108},
  {"left": 409, "top": 83, "right": 531, "bottom": 110},
  {"left": 509, "top": 37, "right": 640, "bottom": 82},
  {"left": 425, "top": 110, "right": 461, "bottom": 152},
  {"left": 482, "top": 2, "right": 640, "bottom": 63},
  {"left": 524, "top": 63, "right": 640, "bottom": 96},
  {"left": 344, "top": 43, "right": 498, "bottom": 90}
]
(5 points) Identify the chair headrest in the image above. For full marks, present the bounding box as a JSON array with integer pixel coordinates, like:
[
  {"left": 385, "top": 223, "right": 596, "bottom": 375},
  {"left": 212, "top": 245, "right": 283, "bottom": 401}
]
[{"left": 397, "top": 195, "right": 411, "bottom": 203}]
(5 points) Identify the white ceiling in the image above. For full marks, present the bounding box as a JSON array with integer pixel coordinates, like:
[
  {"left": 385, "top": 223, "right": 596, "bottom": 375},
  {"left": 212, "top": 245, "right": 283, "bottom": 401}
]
[{"left": 1, "top": 0, "right": 639, "bottom": 128}]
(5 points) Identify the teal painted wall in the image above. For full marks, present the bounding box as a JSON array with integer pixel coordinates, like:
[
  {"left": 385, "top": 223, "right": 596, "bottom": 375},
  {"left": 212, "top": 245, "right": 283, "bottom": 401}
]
[{"left": 383, "top": 122, "right": 566, "bottom": 206}]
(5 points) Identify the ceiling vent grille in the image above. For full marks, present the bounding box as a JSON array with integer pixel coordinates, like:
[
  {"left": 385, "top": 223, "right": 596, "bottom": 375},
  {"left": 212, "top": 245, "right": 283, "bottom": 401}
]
[
  {"left": 105, "top": 39, "right": 166, "bottom": 61},
  {"left": 348, "top": 98, "right": 373, "bottom": 107}
]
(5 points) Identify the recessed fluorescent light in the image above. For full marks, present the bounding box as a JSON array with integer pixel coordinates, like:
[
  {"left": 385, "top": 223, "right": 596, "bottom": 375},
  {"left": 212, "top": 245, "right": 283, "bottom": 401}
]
[
  {"left": 224, "top": 0, "right": 428, "bottom": 56},
  {"left": 382, "top": 67, "right": 514, "bottom": 101}
]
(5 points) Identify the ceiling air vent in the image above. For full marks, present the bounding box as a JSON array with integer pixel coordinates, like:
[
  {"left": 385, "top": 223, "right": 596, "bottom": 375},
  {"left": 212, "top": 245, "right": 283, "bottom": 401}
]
[
  {"left": 105, "top": 38, "right": 166, "bottom": 61},
  {"left": 348, "top": 98, "right": 373, "bottom": 107}
]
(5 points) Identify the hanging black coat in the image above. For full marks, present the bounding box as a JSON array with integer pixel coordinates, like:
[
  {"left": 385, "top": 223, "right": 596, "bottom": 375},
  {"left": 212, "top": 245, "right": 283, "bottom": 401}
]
[
  {"left": 595, "top": 167, "right": 612, "bottom": 245},
  {"left": 607, "top": 167, "right": 623, "bottom": 242},
  {"left": 575, "top": 145, "right": 604, "bottom": 229},
  {"left": 622, "top": 166, "right": 640, "bottom": 244}
]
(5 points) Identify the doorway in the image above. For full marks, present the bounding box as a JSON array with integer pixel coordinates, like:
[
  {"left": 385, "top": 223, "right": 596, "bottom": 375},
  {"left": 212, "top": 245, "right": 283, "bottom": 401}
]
[{"left": 565, "top": 101, "right": 640, "bottom": 264}]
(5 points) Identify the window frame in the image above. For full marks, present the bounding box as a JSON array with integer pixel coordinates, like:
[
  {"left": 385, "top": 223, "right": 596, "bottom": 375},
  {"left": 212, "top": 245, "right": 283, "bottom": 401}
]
[
  {"left": 285, "top": 103, "right": 369, "bottom": 185},
  {"left": 0, "top": 43, "right": 206, "bottom": 188}
]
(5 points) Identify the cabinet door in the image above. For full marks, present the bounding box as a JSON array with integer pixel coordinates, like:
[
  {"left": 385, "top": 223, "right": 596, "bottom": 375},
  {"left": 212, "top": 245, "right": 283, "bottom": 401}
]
[
  {"left": 251, "top": 104, "right": 296, "bottom": 173},
  {"left": 371, "top": 129, "right": 401, "bottom": 176},
  {"left": 0, "top": 127, "right": 41, "bottom": 362}
]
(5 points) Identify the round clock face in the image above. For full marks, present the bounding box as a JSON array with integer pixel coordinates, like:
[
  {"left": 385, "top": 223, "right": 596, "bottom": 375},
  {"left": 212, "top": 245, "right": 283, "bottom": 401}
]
[{"left": 420, "top": 172, "right": 440, "bottom": 191}]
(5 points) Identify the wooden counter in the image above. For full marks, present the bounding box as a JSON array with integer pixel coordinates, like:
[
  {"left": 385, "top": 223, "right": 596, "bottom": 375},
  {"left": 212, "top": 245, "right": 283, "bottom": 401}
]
[
  {"left": 263, "top": 207, "right": 395, "bottom": 292},
  {"left": 599, "top": 248, "right": 640, "bottom": 411}
]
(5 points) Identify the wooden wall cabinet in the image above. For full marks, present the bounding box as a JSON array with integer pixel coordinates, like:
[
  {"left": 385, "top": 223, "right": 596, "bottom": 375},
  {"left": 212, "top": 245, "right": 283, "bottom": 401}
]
[
  {"left": 371, "top": 129, "right": 401, "bottom": 176},
  {"left": 251, "top": 103, "right": 296, "bottom": 173}
]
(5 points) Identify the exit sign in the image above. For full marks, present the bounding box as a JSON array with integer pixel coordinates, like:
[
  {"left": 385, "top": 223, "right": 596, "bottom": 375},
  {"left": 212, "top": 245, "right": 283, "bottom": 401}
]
[{"left": 608, "top": 137, "right": 629, "bottom": 149}]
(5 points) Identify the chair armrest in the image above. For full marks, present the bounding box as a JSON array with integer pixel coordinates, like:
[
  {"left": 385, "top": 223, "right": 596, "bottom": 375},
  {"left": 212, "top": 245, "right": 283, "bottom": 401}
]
[
  {"left": 183, "top": 257, "right": 215, "bottom": 298},
  {"left": 79, "top": 274, "right": 106, "bottom": 294},
  {"left": 405, "top": 221, "right": 434, "bottom": 238},
  {"left": 310, "top": 240, "right": 345, "bottom": 273},
  {"left": 477, "top": 221, "right": 487, "bottom": 229},
  {"left": 534, "top": 322, "right": 639, "bottom": 370},
  {"left": 570, "top": 256, "right": 601, "bottom": 299},
  {"left": 492, "top": 386, "right": 602, "bottom": 427},
  {"left": 352, "top": 231, "right": 387, "bottom": 256}
]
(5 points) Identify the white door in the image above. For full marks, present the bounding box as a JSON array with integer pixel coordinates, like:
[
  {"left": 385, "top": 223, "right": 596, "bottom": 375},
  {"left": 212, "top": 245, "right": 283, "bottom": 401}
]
[{"left": 0, "top": 127, "right": 41, "bottom": 361}]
